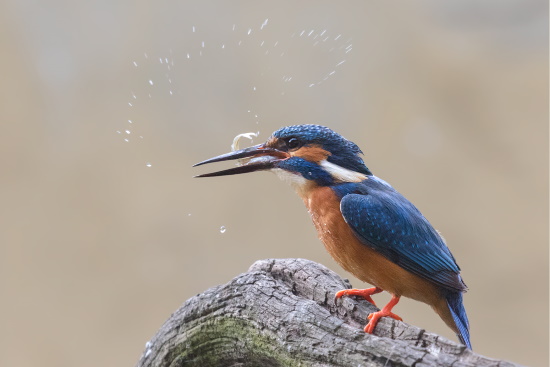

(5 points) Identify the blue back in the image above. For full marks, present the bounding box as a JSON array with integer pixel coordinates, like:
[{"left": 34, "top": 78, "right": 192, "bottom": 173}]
[{"left": 334, "top": 177, "right": 467, "bottom": 292}]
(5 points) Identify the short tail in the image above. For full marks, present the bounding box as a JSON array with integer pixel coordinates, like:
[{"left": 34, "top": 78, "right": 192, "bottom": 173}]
[{"left": 446, "top": 292, "right": 472, "bottom": 349}]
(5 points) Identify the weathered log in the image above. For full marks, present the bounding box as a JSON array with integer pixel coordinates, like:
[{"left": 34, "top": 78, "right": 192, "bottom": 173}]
[{"left": 136, "top": 258, "right": 521, "bottom": 367}]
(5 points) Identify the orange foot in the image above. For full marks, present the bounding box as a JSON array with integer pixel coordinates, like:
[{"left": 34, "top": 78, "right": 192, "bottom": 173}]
[
  {"left": 335, "top": 286, "right": 383, "bottom": 306},
  {"left": 364, "top": 295, "right": 403, "bottom": 334}
]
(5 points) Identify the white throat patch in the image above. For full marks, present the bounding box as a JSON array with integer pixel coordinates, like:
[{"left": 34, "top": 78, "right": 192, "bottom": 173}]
[{"left": 272, "top": 168, "right": 308, "bottom": 189}]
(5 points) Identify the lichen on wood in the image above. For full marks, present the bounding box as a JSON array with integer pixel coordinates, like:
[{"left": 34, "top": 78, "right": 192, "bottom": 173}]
[{"left": 136, "top": 258, "right": 521, "bottom": 367}]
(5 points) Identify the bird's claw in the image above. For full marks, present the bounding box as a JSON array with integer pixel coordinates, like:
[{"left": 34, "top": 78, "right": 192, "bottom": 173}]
[
  {"left": 334, "top": 287, "right": 382, "bottom": 306},
  {"left": 364, "top": 311, "right": 403, "bottom": 334},
  {"left": 363, "top": 295, "right": 403, "bottom": 334}
]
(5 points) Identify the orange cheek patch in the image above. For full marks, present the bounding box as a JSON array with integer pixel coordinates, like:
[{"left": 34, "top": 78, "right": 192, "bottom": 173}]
[{"left": 291, "top": 145, "right": 330, "bottom": 163}]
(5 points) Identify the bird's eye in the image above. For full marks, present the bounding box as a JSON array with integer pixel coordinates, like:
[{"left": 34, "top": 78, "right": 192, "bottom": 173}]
[{"left": 286, "top": 137, "right": 302, "bottom": 150}]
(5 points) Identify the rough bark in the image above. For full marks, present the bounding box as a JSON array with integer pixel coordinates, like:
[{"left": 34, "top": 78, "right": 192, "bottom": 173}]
[{"left": 136, "top": 258, "right": 522, "bottom": 367}]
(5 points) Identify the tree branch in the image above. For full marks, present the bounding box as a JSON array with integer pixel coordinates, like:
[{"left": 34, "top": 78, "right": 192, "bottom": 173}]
[{"left": 136, "top": 258, "right": 521, "bottom": 367}]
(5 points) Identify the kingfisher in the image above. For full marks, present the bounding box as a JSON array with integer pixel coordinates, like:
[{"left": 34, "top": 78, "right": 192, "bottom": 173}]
[{"left": 193, "top": 124, "right": 471, "bottom": 349}]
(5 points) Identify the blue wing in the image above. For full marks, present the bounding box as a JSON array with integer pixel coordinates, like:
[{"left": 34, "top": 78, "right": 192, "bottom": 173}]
[{"left": 337, "top": 178, "right": 467, "bottom": 292}]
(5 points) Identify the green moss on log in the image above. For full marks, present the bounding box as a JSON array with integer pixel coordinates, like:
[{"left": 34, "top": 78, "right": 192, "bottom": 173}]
[{"left": 166, "top": 317, "right": 306, "bottom": 367}]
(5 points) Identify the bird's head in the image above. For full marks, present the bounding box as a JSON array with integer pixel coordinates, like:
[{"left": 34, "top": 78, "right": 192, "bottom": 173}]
[{"left": 194, "top": 124, "right": 372, "bottom": 190}]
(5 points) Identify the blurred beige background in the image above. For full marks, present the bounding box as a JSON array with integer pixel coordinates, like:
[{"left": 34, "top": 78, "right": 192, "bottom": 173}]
[{"left": 1, "top": 1, "right": 548, "bottom": 366}]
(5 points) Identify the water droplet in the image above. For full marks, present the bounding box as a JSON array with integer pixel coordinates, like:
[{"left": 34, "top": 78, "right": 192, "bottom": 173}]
[
  {"left": 128, "top": 102, "right": 133, "bottom": 107},
  {"left": 148, "top": 80, "right": 154, "bottom": 85},
  {"left": 188, "top": 213, "right": 192, "bottom": 216},
  {"left": 146, "top": 163, "right": 152, "bottom": 167},
  {"left": 247, "top": 28, "right": 252, "bottom": 35},
  {"left": 192, "top": 26, "right": 195, "bottom": 33},
  {"left": 220, "top": 226, "right": 226, "bottom": 234},
  {"left": 144, "top": 52, "right": 148, "bottom": 58},
  {"left": 133, "top": 61, "right": 138, "bottom": 67},
  {"left": 201, "top": 41, "right": 205, "bottom": 48},
  {"left": 124, "top": 138, "right": 129, "bottom": 142},
  {"left": 128, "top": 120, "right": 132, "bottom": 124},
  {"left": 125, "top": 130, "right": 131, "bottom": 134},
  {"left": 159, "top": 58, "right": 163, "bottom": 64},
  {"left": 116, "top": 130, "right": 121, "bottom": 134}
]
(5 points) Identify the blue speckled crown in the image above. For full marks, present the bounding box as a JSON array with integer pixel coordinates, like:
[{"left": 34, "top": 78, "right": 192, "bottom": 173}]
[{"left": 273, "top": 125, "right": 372, "bottom": 175}]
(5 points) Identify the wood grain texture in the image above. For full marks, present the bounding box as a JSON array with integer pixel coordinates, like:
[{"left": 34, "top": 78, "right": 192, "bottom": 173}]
[{"left": 135, "top": 258, "right": 522, "bottom": 367}]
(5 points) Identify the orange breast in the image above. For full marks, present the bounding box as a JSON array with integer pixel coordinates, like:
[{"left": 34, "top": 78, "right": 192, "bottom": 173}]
[{"left": 302, "top": 186, "right": 444, "bottom": 308}]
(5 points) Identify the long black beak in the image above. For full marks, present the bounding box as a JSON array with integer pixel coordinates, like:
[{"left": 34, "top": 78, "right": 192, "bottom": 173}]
[{"left": 193, "top": 144, "right": 288, "bottom": 178}]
